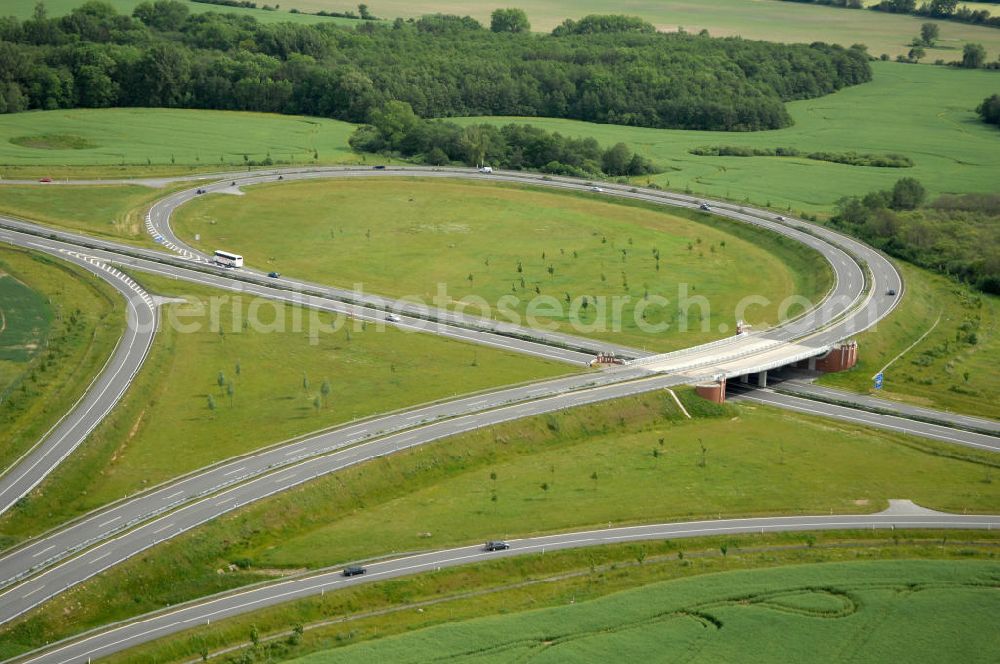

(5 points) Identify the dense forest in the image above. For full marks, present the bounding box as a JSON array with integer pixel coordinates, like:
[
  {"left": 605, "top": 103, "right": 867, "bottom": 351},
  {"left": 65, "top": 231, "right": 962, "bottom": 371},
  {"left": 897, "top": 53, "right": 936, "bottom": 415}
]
[
  {"left": 832, "top": 180, "right": 1000, "bottom": 293},
  {"left": 0, "top": 2, "right": 872, "bottom": 131}
]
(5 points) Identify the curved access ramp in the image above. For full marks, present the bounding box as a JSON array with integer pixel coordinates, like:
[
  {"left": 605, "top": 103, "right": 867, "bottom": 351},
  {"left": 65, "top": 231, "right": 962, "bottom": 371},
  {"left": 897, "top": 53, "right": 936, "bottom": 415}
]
[{"left": 0, "top": 239, "right": 157, "bottom": 517}]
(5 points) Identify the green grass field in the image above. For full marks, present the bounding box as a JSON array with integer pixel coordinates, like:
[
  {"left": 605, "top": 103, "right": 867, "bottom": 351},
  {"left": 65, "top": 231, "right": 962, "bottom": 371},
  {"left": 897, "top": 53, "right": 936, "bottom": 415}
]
[
  {"left": 4, "top": 390, "right": 994, "bottom": 653},
  {"left": 3, "top": 0, "right": 359, "bottom": 25},
  {"left": 297, "top": 560, "right": 1000, "bottom": 663},
  {"left": 0, "top": 183, "right": 187, "bottom": 244},
  {"left": 0, "top": 108, "right": 359, "bottom": 173},
  {"left": 0, "top": 271, "right": 570, "bottom": 545},
  {"left": 0, "top": 247, "right": 123, "bottom": 478},
  {"left": 173, "top": 178, "right": 830, "bottom": 352},
  {"left": 453, "top": 61, "right": 1000, "bottom": 214},
  {"left": 819, "top": 262, "right": 1000, "bottom": 419}
]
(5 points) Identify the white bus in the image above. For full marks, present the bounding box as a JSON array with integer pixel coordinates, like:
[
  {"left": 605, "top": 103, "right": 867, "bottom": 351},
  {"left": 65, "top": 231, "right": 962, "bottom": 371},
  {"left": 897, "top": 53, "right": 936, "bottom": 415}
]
[{"left": 213, "top": 250, "right": 244, "bottom": 268}]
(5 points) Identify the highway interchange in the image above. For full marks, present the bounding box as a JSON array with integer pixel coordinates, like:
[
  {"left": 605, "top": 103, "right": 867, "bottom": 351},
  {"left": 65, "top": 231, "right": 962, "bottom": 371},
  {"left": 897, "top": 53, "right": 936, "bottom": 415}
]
[{"left": 0, "top": 167, "right": 996, "bottom": 662}]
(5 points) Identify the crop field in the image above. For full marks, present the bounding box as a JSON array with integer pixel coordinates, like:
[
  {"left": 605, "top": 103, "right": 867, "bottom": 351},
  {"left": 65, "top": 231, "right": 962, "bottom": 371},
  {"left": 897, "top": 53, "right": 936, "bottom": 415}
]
[
  {"left": 0, "top": 108, "right": 359, "bottom": 173},
  {"left": 296, "top": 560, "right": 1000, "bottom": 664},
  {"left": 173, "top": 178, "right": 830, "bottom": 352},
  {"left": 819, "top": 262, "right": 1000, "bottom": 419},
  {"left": 0, "top": 271, "right": 570, "bottom": 544},
  {"left": 453, "top": 62, "right": 1000, "bottom": 214},
  {"left": 3, "top": 0, "right": 354, "bottom": 25},
  {"left": 4, "top": 390, "right": 995, "bottom": 652},
  {"left": 0, "top": 248, "right": 122, "bottom": 481},
  {"left": 0, "top": 270, "right": 50, "bottom": 365},
  {"left": 0, "top": 184, "right": 187, "bottom": 244}
]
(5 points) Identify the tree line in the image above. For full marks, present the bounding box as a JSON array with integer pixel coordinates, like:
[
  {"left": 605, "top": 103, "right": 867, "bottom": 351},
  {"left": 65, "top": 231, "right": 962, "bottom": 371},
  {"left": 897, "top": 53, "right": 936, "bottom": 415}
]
[
  {"left": 689, "top": 145, "right": 913, "bottom": 167},
  {"left": 349, "top": 100, "right": 658, "bottom": 177},
  {"left": 832, "top": 179, "right": 1000, "bottom": 293},
  {"left": 0, "top": 2, "right": 871, "bottom": 130}
]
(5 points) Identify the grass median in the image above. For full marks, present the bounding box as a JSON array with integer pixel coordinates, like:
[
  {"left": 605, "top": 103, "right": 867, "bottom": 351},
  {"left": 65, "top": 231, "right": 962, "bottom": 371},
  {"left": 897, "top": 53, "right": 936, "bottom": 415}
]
[
  {"left": 2, "top": 389, "right": 995, "bottom": 654},
  {"left": 0, "top": 183, "right": 190, "bottom": 245},
  {"left": 173, "top": 177, "right": 831, "bottom": 352}
]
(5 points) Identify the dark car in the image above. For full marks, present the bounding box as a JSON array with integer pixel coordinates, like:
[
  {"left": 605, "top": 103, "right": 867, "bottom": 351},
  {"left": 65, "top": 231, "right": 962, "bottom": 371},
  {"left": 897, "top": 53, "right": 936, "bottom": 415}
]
[
  {"left": 267, "top": 271, "right": 280, "bottom": 278},
  {"left": 195, "top": 188, "right": 205, "bottom": 194},
  {"left": 373, "top": 165, "right": 386, "bottom": 170},
  {"left": 886, "top": 288, "right": 896, "bottom": 296},
  {"left": 484, "top": 540, "right": 510, "bottom": 552},
  {"left": 342, "top": 565, "right": 366, "bottom": 577},
  {"left": 699, "top": 203, "right": 711, "bottom": 211},
  {"left": 38, "top": 177, "right": 53, "bottom": 183}
]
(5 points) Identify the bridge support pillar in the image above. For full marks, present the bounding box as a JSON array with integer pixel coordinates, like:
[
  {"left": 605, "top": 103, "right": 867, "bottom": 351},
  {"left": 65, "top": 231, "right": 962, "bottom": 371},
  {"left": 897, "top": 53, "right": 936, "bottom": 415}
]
[
  {"left": 807, "top": 357, "right": 817, "bottom": 371},
  {"left": 695, "top": 377, "right": 727, "bottom": 404},
  {"left": 757, "top": 370, "right": 768, "bottom": 387},
  {"left": 739, "top": 374, "right": 749, "bottom": 384},
  {"left": 815, "top": 341, "right": 859, "bottom": 373}
]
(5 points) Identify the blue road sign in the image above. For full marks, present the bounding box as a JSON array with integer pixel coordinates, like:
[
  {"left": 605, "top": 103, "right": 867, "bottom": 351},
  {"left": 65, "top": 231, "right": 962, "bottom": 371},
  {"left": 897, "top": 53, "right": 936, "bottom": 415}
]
[{"left": 874, "top": 372, "right": 884, "bottom": 390}]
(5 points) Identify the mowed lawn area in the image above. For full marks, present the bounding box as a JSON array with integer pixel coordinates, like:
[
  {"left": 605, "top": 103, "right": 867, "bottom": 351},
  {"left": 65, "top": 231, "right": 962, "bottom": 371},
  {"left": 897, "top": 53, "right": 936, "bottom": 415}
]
[
  {"left": 173, "top": 178, "right": 830, "bottom": 352},
  {"left": 295, "top": 560, "right": 1000, "bottom": 664},
  {"left": 0, "top": 184, "right": 185, "bottom": 244},
  {"left": 453, "top": 62, "right": 1000, "bottom": 214},
  {"left": 0, "top": 248, "right": 123, "bottom": 479},
  {"left": 819, "top": 262, "right": 1000, "bottom": 419},
  {"left": 0, "top": 108, "right": 359, "bottom": 174},
  {"left": 0, "top": 272, "right": 571, "bottom": 544},
  {"left": 2, "top": 390, "right": 996, "bottom": 656}
]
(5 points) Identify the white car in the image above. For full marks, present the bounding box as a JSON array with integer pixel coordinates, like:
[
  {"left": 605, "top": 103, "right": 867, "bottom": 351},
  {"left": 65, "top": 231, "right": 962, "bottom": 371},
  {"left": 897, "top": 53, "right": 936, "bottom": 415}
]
[
  {"left": 590, "top": 186, "right": 603, "bottom": 192},
  {"left": 386, "top": 313, "right": 401, "bottom": 323}
]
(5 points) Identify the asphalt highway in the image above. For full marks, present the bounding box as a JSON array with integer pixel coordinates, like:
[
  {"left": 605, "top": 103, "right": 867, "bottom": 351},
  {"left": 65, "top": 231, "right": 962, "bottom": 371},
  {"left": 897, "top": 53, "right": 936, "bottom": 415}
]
[
  {"left": 0, "top": 242, "right": 157, "bottom": 516},
  {"left": 14, "top": 509, "right": 999, "bottom": 664}
]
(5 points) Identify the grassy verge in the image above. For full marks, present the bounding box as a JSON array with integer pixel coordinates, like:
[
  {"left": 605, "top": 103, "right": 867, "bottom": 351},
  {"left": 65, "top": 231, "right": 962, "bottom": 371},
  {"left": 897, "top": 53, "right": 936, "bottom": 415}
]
[
  {"left": 2, "top": 390, "right": 995, "bottom": 652},
  {"left": 0, "top": 271, "right": 571, "bottom": 545},
  {"left": 22, "top": 534, "right": 1000, "bottom": 664},
  {"left": 818, "top": 261, "right": 999, "bottom": 419},
  {"left": 174, "top": 178, "right": 831, "bottom": 352},
  {"left": 0, "top": 183, "right": 189, "bottom": 245},
  {"left": 0, "top": 247, "right": 123, "bottom": 488},
  {"left": 452, "top": 62, "right": 1000, "bottom": 215}
]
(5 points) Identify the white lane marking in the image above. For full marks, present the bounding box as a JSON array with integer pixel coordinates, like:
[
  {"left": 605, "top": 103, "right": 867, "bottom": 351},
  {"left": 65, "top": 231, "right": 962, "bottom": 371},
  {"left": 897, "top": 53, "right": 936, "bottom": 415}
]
[
  {"left": 97, "top": 516, "right": 121, "bottom": 528},
  {"left": 223, "top": 466, "right": 246, "bottom": 477},
  {"left": 152, "top": 523, "right": 174, "bottom": 535},
  {"left": 163, "top": 491, "right": 184, "bottom": 501},
  {"left": 21, "top": 584, "right": 44, "bottom": 598},
  {"left": 31, "top": 545, "right": 55, "bottom": 558}
]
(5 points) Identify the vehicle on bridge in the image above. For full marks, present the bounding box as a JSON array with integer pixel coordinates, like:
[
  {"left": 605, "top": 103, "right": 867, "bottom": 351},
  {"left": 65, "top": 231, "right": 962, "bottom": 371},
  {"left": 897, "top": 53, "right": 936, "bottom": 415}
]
[{"left": 213, "top": 250, "right": 244, "bottom": 268}]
